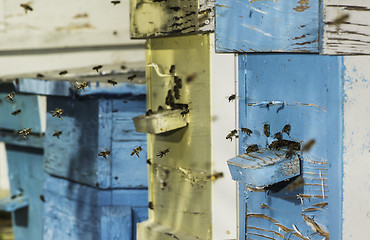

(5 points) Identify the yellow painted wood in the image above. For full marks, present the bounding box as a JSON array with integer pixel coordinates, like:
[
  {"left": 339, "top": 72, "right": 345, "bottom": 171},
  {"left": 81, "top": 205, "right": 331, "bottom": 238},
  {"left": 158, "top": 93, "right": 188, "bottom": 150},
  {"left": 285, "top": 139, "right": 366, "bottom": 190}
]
[{"left": 138, "top": 34, "right": 212, "bottom": 240}]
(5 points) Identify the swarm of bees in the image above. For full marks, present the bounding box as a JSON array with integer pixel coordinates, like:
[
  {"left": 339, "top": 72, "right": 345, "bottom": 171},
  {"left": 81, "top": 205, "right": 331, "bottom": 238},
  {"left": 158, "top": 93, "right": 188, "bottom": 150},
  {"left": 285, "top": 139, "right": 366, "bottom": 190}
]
[
  {"left": 98, "top": 148, "right": 111, "bottom": 159},
  {"left": 131, "top": 146, "right": 143, "bottom": 157},
  {"left": 157, "top": 148, "right": 170, "bottom": 158},
  {"left": 18, "top": 128, "right": 32, "bottom": 139},
  {"left": 52, "top": 108, "right": 63, "bottom": 119}
]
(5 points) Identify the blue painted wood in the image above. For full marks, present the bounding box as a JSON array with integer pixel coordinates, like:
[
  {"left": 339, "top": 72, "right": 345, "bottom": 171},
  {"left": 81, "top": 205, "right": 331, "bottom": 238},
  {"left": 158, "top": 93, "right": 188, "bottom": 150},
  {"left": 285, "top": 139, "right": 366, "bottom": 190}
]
[
  {"left": 0, "top": 195, "right": 28, "bottom": 212},
  {"left": 228, "top": 150, "right": 300, "bottom": 187},
  {"left": 215, "top": 0, "right": 319, "bottom": 53},
  {"left": 5, "top": 144, "right": 46, "bottom": 240},
  {"left": 44, "top": 96, "right": 147, "bottom": 189},
  {"left": 238, "top": 54, "right": 342, "bottom": 239},
  {"left": 43, "top": 175, "right": 148, "bottom": 240},
  {"left": 100, "top": 206, "right": 132, "bottom": 240},
  {"left": 0, "top": 93, "right": 43, "bottom": 133}
]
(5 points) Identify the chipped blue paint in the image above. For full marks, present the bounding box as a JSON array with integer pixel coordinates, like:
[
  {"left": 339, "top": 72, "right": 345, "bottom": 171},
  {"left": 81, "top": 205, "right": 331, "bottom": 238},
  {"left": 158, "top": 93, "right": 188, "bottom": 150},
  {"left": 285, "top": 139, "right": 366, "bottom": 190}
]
[
  {"left": 44, "top": 97, "right": 147, "bottom": 189},
  {"left": 43, "top": 175, "right": 148, "bottom": 240},
  {"left": 215, "top": 0, "right": 319, "bottom": 53},
  {"left": 237, "top": 54, "right": 342, "bottom": 239}
]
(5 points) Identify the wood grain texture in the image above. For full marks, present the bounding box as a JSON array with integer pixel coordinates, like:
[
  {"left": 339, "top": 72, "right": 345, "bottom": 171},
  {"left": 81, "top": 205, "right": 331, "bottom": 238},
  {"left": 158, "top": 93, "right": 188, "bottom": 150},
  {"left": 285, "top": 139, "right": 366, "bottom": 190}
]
[
  {"left": 215, "top": 0, "right": 319, "bottom": 52},
  {"left": 130, "top": 0, "right": 214, "bottom": 38},
  {"left": 323, "top": 0, "right": 370, "bottom": 55}
]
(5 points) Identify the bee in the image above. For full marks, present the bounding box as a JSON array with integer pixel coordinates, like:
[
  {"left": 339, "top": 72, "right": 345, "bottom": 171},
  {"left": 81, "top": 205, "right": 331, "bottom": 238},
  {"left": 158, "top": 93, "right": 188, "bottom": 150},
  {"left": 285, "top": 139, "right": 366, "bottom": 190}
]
[
  {"left": 59, "top": 70, "right": 68, "bottom": 76},
  {"left": 131, "top": 146, "right": 143, "bottom": 157},
  {"left": 146, "top": 109, "right": 153, "bottom": 116},
  {"left": 5, "top": 92, "right": 15, "bottom": 102},
  {"left": 226, "top": 129, "right": 238, "bottom": 141},
  {"left": 121, "top": 65, "right": 126, "bottom": 70},
  {"left": 173, "top": 85, "right": 180, "bottom": 99},
  {"left": 241, "top": 128, "right": 253, "bottom": 136},
  {"left": 53, "top": 131, "right": 62, "bottom": 139},
  {"left": 302, "top": 139, "right": 316, "bottom": 152},
  {"left": 92, "top": 65, "right": 103, "bottom": 72},
  {"left": 76, "top": 82, "right": 89, "bottom": 92},
  {"left": 20, "top": 3, "right": 33, "bottom": 13},
  {"left": 186, "top": 73, "right": 197, "bottom": 83},
  {"left": 146, "top": 159, "right": 152, "bottom": 165},
  {"left": 246, "top": 144, "right": 259, "bottom": 153},
  {"left": 282, "top": 124, "right": 291, "bottom": 136},
  {"left": 174, "top": 76, "right": 182, "bottom": 88},
  {"left": 11, "top": 109, "right": 21, "bottom": 116},
  {"left": 169, "top": 65, "right": 176, "bottom": 74},
  {"left": 36, "top": 73, "right": 44, "bottom": 78},
  {"left": 128, "top": 74, "right": 137, "bottom": 81},
  {"left": 39, "top": 195, "right": 45, "bottom": 202},
  {"left": 206, "top": 172, "right": 224, "bottom": 181},
  {"left": 274, "top": 132, "right": 282, "bottom": 140},
  {"left": 98, "top": 148, "right": 111, "bottom": 159},
  {"left": 111, "top": 0, "right": 120, "bottom": 5},
  {"left": 285, "top": 148, "right": 295, "bottom": 158},
  {"left": 165, "top": 90, "right": 175, "bottom": 107},
  {"left": 158, "top": 105, "right": 164, "bottom": 112},
  {"left": 228, "top": 94, "right": 236, "bottom": 102},
  {"left": 52, "top": 108, "right": 63, "bottom": 119},
  {"left": 160, "top": 181, "right": 167, "bottom": 190},
  {"left": 180, "top": 109, "right": 189, "bottom": 117},
  {"left": 148, "top": 201, "right": 154, "bottom": 210},
  {"left": 107, "top": 79, "right": 117, "bottom": 86},
  {"left": 330, "top": 13, "right": 350, "bottom": 26},
  {"left": 18, "top": 128, "right": 32, "bottom": 139},
  {"left": 269, "top": 140, "right": 301, "bottom": 151},
  {"left": 263, "top": 124, "right": 270, "bottom": 137},
  {"left": 157, "top": 148, "right": 170, "bottom": 158}
]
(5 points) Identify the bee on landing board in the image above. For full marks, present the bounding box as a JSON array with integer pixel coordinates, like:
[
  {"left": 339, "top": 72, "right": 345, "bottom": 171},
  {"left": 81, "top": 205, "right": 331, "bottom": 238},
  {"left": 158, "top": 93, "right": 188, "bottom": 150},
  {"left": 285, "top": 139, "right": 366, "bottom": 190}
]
[
  {"left": 98, "top": 148, "right": 111, "bottom": 159},
  {"left": 52, "top": 108, "right": 63, "bottom": 119},
  {"left": 131, "top": 146, "right": 143, "bottom": 157},
  {"left": 157, "top": 148, "right": 170, "bottom": 158},
  {"left": 18, "top": 128, "right": 32, "bottom": 139},
  {"left": 240, "top": 128, "right": 253, "bottom": 136}
]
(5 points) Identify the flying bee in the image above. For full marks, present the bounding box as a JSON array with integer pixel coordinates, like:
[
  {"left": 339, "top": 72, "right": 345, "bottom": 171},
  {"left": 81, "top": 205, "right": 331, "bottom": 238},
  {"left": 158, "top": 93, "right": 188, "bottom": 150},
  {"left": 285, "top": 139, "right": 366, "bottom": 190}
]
[
  {"left": 39, "top": 195, "right": 45, "bottom": 202},
  {"left": 169, "top": 65, "right": 176, "bottom": 74},
  {"left": 157, "top": 148, "right": 170, "bottom": 158},
  {"left": 302, "top": 139, "right": 316, "bottom": 152},
  {"left": 263, "top": 124, "right": 270, "bottom": 137},
  {"left": 92, "top": 65, "right": 102, "bottom": 72},
  {"left": 52, "top": 108, "right": 63, "bottom": 119},
  {"left": 11, "top": 109, "right": 21, "bottom": 115},
  {"left": 107, "top": 79, "right": 117, "bottom": 86},
  {"left": 20, "top": 3, "right": 33, "bottom": 13},
  {"left": 180, "top": 109, "right": 189, "bottom": 117},
  {"left": 241, "top": 128, "right": 253, "bottom": 136},
  {"left": 36, "top": 73, "right": 44, "bottom": 78},
  {"left": 131, "top": 146, "right": 143, "bottom": 157},
  {"left": 18, "top": 128, "right": 31, "bottom": 139},
  {"left": 186, "top": 73, "right": 197, "bottom": 83},
  {"left": 128, "top": 74, "right": 137, "bottom": 81},
  {"left": 282, "top": 124, "right": 291, "bottom": 136},
  {"left": 59, "top": 70, "right": 68, "bottom": 76},
  {"left": 5, "top": 92, "right": 15, "bottom": 102},
  {"left": 111, "top": 0, "right": 120, "bottom": 5},
  {"left": 98, "top": 148, "right": 111, "bottom": 159},
  {"left": 206, "top": 172, "right": 224, "bottom": 181},
  {"left": 76, "top": 82, "right": 89, "bottom": 92},
  {"left": 246, "top": 144, "right": 259, "bottom": 153},
  {"left": 228, "top": 94, "right": 236, "bottom": 102},
  {"left": 226, "top": 129, "right": 238, "bottom": 141},
  {"left": 52, "top": 130, "right": 62, "bottom": 139}
]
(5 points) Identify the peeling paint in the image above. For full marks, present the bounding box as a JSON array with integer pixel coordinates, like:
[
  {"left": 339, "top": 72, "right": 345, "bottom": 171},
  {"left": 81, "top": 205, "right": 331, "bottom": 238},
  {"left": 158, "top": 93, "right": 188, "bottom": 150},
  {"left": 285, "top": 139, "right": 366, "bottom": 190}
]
[{"left": 294, "top": 0, "right": 310, "bottom": 12}]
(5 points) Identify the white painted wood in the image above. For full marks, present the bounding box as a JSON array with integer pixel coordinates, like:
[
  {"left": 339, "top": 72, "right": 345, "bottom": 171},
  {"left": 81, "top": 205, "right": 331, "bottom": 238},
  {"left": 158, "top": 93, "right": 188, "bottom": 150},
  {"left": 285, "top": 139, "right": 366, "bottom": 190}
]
[
  {"left": 0, "top": 0, "right": 144, "bottom": 50},
  {"left": 323, "top": 0, "right": 370, "bottom": 55},
  {"left": 0, "top": 0, "right": 5, "bottom": 31},
  {"left": 342, "top": 56, "right": 370, "bottom": 239},
  {"left": 0, "top": 142, "right": 9, "bottom": 190},
  {"left": 210, "top": 34, "right": 237, "bottom": 240}
]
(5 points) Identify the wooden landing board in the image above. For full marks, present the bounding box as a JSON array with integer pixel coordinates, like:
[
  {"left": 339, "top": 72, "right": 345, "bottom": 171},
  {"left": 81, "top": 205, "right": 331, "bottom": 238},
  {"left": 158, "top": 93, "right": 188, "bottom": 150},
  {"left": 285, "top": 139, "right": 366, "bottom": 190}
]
[
  {"left": 130, "top": 0, "right": 214, "bottom": 38},
  {"left": 322, "top": 0, "right": 370, "bottom": 55}
]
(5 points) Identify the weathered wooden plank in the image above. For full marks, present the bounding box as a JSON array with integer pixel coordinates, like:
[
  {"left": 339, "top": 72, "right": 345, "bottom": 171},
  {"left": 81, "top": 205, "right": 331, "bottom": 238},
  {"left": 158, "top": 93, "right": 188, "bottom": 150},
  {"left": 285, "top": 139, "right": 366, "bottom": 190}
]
[
  {"left": 322, "top": 0, "right": 370, "bottom": 55},
  {"left": 130, "top": 0, "right": 214, "bottom": 38},
  {"left": 215, "top": 0, "right": 319, "bottom": 52}
]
